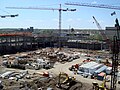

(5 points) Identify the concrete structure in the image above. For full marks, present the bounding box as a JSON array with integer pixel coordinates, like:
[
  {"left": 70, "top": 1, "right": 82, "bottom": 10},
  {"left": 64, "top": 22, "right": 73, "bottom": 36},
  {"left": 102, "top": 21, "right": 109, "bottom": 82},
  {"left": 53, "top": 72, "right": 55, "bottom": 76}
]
[
  {"left": 105, "top": 27, "right": 119, "bottom": 40},
  {"left": 0, "top": 28, "right": 115, "bottom": 54}
]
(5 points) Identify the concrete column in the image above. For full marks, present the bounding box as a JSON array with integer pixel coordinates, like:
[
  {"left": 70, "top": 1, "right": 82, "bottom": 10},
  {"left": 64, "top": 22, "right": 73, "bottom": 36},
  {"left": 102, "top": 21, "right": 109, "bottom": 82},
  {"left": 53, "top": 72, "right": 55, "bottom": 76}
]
[{"left": 9, "top": 37, "right": 12, "bottom": 46}]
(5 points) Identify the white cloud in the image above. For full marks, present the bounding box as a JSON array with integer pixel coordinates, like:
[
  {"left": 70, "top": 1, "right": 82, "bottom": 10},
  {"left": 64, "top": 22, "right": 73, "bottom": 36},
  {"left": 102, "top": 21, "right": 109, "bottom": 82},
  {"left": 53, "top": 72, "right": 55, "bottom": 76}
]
[{"left": 91, "top": 1, "right": 97, "bottom": 4}]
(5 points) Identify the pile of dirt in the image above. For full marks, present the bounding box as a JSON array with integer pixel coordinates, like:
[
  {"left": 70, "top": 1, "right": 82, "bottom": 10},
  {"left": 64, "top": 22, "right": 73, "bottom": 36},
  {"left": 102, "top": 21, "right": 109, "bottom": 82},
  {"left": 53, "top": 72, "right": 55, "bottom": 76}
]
[{"left": 1, "top": 75, "right": 93, "bottom": 90}]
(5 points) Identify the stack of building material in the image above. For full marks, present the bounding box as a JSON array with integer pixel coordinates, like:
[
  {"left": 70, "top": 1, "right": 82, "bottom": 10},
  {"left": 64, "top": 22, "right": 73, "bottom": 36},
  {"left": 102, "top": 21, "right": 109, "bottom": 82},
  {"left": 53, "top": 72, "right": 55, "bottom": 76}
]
[{"left": 0, "top": 71, "right": 14, "bottom": 79}]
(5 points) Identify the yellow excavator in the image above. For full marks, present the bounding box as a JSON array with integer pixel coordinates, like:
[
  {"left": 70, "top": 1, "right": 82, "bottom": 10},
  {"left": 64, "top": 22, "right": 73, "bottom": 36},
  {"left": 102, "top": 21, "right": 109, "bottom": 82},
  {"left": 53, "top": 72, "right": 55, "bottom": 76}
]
[{"left": 57, "top": 72, "right": 82, "bottom": 90}]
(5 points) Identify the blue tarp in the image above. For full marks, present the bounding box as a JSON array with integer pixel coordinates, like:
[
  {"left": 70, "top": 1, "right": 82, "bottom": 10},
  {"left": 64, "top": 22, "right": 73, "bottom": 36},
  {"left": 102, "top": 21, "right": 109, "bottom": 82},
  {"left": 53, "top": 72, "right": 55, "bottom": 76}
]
[{"left": 94, "top": 65, "right": 107, "bottom": 74}]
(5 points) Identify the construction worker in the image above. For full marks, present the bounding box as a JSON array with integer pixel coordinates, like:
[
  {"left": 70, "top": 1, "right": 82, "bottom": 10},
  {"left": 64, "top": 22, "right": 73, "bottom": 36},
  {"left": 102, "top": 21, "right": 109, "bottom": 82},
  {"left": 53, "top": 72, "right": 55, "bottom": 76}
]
[{"left": 74, "top": 68, "right": 78, "bottom": 75}]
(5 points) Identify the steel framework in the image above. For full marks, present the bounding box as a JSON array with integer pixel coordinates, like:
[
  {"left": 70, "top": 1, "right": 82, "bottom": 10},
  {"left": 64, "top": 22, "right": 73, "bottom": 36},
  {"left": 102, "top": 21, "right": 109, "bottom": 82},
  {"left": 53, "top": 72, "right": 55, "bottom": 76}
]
[{"left": 111, "top": 18, "right": 120, "bottom": 90}]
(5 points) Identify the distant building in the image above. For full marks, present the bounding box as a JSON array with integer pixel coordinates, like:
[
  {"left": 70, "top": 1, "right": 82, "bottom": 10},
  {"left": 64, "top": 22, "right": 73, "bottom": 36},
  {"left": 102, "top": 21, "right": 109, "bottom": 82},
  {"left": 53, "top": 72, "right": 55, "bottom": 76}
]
[{"left": 105, "top": 27, "right": 119, "bottom": 40}]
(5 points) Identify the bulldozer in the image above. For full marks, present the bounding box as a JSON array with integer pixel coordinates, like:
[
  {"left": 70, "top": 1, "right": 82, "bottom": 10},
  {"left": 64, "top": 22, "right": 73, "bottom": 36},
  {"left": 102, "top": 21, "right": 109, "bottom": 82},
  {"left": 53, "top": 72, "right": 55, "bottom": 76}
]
[{"left": 57, "top": 72, "right": 82, "bottom": 90}]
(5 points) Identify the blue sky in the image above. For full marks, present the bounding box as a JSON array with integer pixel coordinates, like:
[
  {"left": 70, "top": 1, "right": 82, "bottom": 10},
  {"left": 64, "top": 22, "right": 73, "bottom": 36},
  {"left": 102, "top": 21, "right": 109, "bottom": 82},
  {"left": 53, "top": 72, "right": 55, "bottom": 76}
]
[{"left": 0, "top": 0, "right": 120, "bottom": 29}]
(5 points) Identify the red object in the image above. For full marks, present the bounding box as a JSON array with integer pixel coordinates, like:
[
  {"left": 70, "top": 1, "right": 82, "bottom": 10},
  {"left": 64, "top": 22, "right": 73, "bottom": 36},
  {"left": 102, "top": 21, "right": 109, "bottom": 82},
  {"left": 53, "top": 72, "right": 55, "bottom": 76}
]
[
  {"left": 98, "top": 72, "right": 106, "bottom": 77},
  {"left": 75, "top": 64, "right": 79, "bottom": 69},
  {"left": 83, "top": 60, "right": 91, "bottom": 62},
  {"left": 43, "top": 72, "right": 49, "bottom": 77}
]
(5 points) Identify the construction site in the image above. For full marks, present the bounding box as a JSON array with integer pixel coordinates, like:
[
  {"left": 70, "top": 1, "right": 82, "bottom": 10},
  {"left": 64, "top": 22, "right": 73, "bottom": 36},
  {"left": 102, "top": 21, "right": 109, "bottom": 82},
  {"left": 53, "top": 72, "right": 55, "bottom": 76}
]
[{"left": 0, "top": 1, "right": 120, "bottom": 90}]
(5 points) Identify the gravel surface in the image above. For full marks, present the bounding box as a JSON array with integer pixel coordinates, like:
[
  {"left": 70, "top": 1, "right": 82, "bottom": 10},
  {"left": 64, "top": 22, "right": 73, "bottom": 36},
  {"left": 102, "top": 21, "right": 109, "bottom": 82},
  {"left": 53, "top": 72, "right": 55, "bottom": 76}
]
[{"left": 0, "top": 48, "right": 120, "bottom": 90}]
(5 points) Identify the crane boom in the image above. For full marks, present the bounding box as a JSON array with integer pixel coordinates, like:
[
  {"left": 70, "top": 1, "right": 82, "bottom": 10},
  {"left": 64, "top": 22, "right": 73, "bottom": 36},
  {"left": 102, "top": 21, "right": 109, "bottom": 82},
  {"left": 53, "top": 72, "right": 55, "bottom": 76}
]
[
  {"left": 6, "top": 7, "right": 62, "bottom": 11},
  {"left": 6, "top": 7, "right": 76, "bottom": 11},
  {"left": 92, "top": 16, "right": 102, "bottom": 29},
  {"left": 65, "top": 2, "right": 120, "bottom": 10},
  {"left": 92, "top": 16, "right": 108, "bottom": 40}
]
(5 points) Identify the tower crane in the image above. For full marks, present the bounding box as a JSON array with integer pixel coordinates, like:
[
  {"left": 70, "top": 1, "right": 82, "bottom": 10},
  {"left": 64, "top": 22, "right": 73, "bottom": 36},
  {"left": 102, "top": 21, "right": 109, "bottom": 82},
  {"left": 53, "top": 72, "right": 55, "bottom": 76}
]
[
  {"left": 65, "top": 2, "right": 120, "bottom": 10},
  {"left": 6, "top": 4, "right": 76, "bottom": 50}
]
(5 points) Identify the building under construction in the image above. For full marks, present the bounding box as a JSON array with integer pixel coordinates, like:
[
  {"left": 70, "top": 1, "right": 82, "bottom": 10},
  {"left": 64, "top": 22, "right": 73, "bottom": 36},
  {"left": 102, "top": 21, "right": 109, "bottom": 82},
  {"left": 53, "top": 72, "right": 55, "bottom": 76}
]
[{"left": 0, "top": 27, "right": 119, "bottom": 55}]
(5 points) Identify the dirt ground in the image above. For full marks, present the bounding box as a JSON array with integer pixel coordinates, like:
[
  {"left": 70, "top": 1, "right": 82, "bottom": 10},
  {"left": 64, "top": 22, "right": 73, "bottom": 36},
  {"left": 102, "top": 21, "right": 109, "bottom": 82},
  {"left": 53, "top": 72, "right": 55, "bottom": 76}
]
[{"left": 0, "top": 48, "right": 120, "bottom": 90}]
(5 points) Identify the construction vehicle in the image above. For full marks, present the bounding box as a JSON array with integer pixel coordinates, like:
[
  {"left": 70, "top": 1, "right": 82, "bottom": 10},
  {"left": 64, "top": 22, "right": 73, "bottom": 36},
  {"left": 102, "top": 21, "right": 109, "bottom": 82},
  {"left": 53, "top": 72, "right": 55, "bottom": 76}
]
[
  {"left": 57, "top": 72, "right": 82, "bottom": 90},
  {"left": 92, "top": 16, "right": 111, "bottom": 51},
  {"left": 92, "top": 73, "right": 109, "bottom": 90}
]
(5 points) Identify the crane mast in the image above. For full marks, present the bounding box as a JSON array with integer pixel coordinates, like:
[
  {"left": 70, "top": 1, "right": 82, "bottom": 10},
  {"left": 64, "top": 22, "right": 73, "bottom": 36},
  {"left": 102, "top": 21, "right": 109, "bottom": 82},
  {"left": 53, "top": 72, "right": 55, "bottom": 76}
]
[
  {"left": 111, "top": 18, "right": 120, "bottom": 90},
  {"left": 59, "top": 4, "right": 62, "bottom": 49}
]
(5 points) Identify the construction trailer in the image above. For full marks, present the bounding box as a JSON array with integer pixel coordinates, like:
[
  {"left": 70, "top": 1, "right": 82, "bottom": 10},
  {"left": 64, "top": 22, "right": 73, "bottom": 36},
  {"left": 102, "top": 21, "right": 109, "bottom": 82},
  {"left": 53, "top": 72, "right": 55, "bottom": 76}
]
[
  {"left": 79, "top": 61, "right": 98, "bottom": 73},
  {"left": 79, "top": 61, "right": 110, "bottom": 76},
  {"left": 94, "top": 65, "right": 107, "bottom": 75},
  {"left": 89, "top": 64, "right": 104, "bottom": 74}
]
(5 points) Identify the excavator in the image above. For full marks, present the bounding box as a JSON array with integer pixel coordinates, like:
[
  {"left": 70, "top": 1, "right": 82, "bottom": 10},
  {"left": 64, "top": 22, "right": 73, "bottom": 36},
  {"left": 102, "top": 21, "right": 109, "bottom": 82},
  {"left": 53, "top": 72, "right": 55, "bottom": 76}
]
[{"left": 57, "top": 72, "right": 82, "bottom": 90}]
